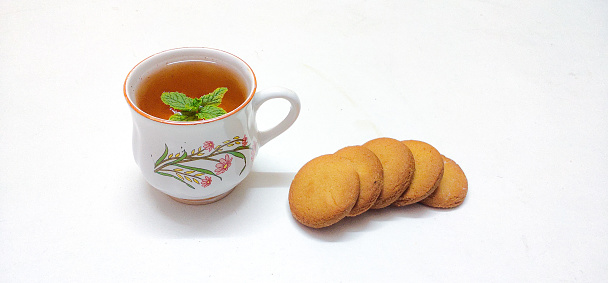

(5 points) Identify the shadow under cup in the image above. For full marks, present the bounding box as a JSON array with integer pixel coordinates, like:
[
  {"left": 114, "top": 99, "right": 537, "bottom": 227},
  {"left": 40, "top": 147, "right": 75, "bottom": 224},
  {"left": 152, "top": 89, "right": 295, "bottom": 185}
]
[{"left": 124, "top": 48, "right": 297, "bottom": 205}]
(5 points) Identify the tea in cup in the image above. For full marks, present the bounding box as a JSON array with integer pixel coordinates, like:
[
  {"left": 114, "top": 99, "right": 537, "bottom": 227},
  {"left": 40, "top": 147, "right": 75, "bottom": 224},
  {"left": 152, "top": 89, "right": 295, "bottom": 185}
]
[{"left": 124, "top": 47, "right": 300, "bottom": 204}]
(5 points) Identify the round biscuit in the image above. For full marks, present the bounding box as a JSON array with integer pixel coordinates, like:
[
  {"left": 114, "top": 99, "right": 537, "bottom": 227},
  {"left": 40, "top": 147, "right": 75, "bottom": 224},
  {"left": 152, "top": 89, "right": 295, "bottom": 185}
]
[
  {"left": 393, "top": 140, "right": 444, "bottom": 206},
  {"left": 362, "top": 137, "right": 414, "bottom": 209},
  {"left": 289, "top": 154, "right": 360, "bottom": 228},
  {"left": 335, "top": 146, "right": 384, "bottom": 216},
  {"left": 420, "top": 156, "right": 468, "bottom": 208}
]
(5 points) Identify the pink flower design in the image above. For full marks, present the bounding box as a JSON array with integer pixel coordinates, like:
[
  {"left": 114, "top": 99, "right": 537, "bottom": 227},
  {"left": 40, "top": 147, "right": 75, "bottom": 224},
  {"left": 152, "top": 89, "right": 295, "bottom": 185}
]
[
  {"left": 215, "top": 154, "right": 233, "bottom": 174},
  {"left": 200, "top": 176, "right": 212, "bottom": 187},
  {"left": 203, "top": 141, "right": 215, "bottom": 152},
  {"left": 242, "top": 135, "right": 248, "bottom": 146},
  {"left": 250, "top": 142, "right": 258, "bottom": 162}
]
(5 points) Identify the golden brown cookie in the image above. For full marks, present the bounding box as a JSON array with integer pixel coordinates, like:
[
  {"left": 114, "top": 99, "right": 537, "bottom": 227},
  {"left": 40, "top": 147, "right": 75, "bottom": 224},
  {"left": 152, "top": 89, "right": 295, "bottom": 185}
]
[
  {"left": 335, "top": 146, "right": 384, "bottom": 216},
  {"left": 362, "top": 137, "right": 415, "bottom": 209},
  {"left": 420, "top": 156, "right": 468, "bottom": 208},
  {"left": 393, "top": 140, "right": 444, "bottom": 206},
  {"left": 289, "top": 154, "right": 360, "bottom": 228}
]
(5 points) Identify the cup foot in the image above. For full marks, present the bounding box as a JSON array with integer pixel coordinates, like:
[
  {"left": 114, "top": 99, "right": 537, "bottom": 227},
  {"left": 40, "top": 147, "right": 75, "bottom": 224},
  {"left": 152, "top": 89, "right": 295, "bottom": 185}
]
[{"left": 168, "top": 189, "right": 234, "bottom": 205}]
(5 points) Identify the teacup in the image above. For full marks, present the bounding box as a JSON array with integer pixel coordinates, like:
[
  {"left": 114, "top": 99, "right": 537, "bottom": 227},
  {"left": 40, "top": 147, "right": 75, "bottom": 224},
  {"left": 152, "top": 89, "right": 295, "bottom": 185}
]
[{"left": 124, "top": 47, "right": 300, "bottom": 204}]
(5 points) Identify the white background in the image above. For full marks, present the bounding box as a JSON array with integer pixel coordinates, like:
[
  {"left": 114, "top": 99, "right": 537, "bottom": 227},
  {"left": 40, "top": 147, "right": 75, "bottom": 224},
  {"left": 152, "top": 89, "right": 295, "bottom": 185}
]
[{"left": 1, "top": 1, "right": 607, "bottom": 282}]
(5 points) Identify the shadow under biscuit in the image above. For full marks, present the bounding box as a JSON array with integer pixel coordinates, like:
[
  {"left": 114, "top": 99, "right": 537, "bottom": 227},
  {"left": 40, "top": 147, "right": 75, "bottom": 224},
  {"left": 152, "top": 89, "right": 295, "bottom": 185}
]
[{"left": 297, "top": 204, "right": 440, "bottom": 242}]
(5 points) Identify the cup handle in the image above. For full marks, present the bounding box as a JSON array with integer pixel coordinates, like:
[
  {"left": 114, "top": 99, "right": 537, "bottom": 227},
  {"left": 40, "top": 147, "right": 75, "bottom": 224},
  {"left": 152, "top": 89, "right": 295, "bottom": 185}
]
[{"left": 252, "top": 87, "right": 301, "bottom": 147}]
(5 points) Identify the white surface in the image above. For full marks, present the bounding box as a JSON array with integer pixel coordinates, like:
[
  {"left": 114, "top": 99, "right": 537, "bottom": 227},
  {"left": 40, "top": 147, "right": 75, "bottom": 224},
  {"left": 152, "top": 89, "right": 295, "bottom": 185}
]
[{"left": 1, "top": 1, "right": 607, "bottom": 282}]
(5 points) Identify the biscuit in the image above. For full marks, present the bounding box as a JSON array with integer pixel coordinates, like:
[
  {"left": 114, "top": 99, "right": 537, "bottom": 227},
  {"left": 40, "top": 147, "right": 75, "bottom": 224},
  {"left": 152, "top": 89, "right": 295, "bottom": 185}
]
[
  {"left": 420, "top": 156, "right": 468, "bottom": 208},
  {"left": 289, "top": 154, "right": 360, "bottom": 228},
  {"left": 393, "top": 140, "right": 444, "bottom": 206},
  {"left": 362, "top": 137, "right": 415, "bottom": 209},
  {"left": 335, "top": 146, "right": 384, "bottom": 216}
]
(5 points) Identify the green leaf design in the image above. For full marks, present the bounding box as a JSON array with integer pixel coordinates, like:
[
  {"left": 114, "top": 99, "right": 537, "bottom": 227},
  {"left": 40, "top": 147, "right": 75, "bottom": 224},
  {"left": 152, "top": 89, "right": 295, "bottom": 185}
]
[
  {"left": 153, "top": 136, "right": 251, "bottom": 189},
  {"left": 155, "top": 144, "right": 169, "bottom": 167},
  {"left": 156, "top": 171, "right": 195, "bottom": 189},
  {"left": 161, "top": 92, "right": 198, "bottom": 111},
  {"left": 199, "top": 87, "right": 227, "bottom": 106},
  {"left": 174, "top": 164, "right": 222, "bottom": 180},
  {"left": 226, "top": 151, "right": 247, "bottom": 175},
  {"left": 227, "top": 151, "right": 246, "bottom": 160},
  {"left": 231, "top": 145, "right": 250, "bottom": 151},
  {"left": 169, "top": 150, "right": 188, "bottom": 165},
  {"left": 197, "top": 105, "right": 227, "bottom": 120}
]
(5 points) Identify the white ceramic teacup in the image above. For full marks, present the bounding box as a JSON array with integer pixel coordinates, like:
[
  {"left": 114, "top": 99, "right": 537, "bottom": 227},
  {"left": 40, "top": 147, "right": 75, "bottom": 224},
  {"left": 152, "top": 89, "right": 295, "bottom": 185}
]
[{"left": 124, "top": 47, "right": 300, "bottom": 204}]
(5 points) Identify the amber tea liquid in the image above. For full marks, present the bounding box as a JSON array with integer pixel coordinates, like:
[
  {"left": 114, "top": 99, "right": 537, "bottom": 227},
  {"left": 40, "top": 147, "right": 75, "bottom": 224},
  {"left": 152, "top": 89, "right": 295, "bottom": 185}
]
[{"left": 135, "top": 60, "right": 248, "bottom": 120}]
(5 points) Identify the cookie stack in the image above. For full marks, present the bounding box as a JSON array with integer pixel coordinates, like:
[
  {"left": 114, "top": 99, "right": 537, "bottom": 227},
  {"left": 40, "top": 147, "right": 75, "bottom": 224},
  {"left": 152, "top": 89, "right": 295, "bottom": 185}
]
[{"left": 288, "top": 137, "right": 468, "bottom": 228}]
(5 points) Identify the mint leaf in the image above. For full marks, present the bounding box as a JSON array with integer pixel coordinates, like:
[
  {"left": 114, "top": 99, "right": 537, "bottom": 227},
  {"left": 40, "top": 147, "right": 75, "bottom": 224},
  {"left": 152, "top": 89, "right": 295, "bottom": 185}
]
[
  {"left": 198, "top": 87, "right": 227, "bottom": 107},
  {"left": 169, "top": 113, "right": 198, "bottom": 121},
  {"left": 160, "top": 88, "right": 228, "bottom": 121},
  {"left": 196, "top": 105, "right": 227, "bottom": 120},
  {"left": 161, "top": 92, "right": 198, "bottom": 111}
]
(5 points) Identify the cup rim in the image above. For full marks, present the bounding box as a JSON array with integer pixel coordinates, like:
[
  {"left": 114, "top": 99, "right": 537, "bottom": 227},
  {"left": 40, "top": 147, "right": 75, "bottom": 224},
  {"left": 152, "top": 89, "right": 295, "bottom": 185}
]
[{"left": 123, "top": 47, "right": 257, "bottom": 125}]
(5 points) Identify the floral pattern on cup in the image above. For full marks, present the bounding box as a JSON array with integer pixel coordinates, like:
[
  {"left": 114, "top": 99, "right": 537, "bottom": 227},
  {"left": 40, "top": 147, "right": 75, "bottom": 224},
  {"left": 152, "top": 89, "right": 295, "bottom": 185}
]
[{"left": 153, "top": 135, "right": 251, "bottom": 189}]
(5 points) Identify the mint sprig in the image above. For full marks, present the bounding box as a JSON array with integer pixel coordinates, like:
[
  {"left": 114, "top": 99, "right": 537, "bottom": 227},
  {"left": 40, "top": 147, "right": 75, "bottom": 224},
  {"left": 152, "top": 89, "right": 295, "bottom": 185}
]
[{"left": 160, "top": 87, "right": 228, "bottom": 121}]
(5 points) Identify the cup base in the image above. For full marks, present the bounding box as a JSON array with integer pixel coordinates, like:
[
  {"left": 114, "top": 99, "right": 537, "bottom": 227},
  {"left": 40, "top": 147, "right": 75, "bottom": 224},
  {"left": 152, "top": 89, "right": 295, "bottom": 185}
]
[{"left": 168, "top": 189, "right": 235, "bottom": 205}]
